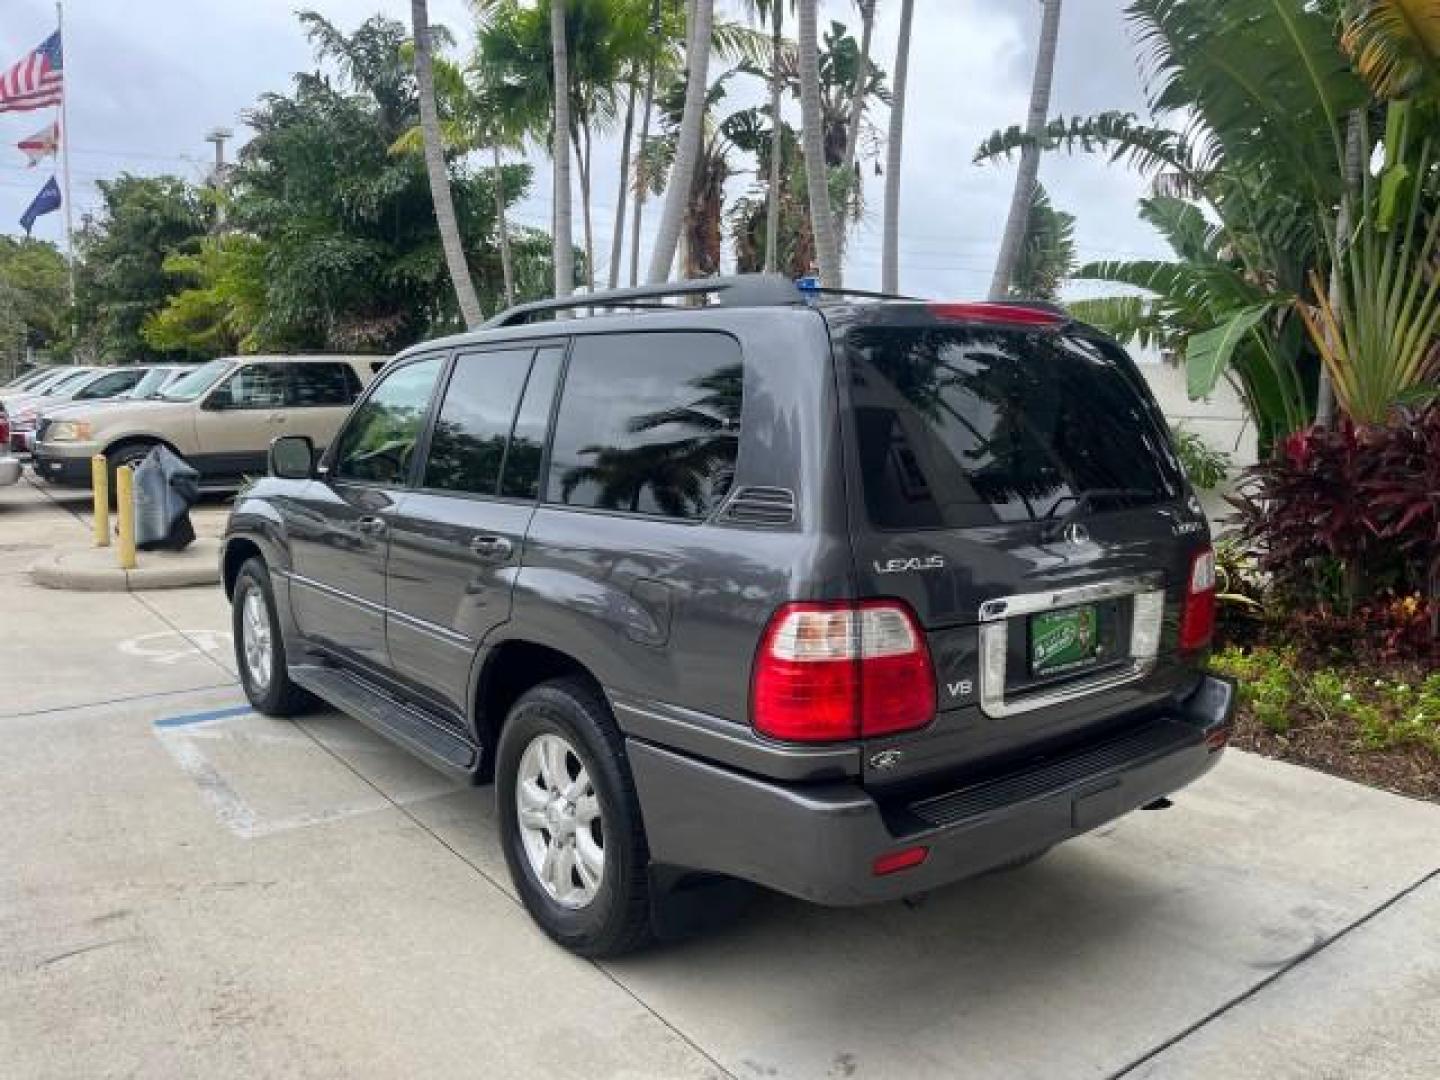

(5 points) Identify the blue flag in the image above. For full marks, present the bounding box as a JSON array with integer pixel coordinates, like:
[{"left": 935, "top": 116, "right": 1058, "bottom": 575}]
[{"left": 20, "top": 175, "right": 60, "bottom": 235}]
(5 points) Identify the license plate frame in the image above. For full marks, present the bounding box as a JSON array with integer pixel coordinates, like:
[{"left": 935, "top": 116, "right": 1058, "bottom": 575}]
[{"left": 1029, "top": 604, "right": 1100, "bottom": 677}]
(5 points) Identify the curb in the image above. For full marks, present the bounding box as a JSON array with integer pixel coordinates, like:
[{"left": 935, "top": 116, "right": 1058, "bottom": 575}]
[{"left": 30, "top": 539, "right": 222, "bottom": 592}]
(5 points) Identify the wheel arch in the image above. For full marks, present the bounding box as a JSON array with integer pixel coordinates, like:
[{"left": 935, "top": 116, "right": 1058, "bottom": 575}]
[
  {"left": 472, "top": 638, "right": 608, "bottom": 782},
  {"left": 102, "top": 433, "right": 183, "bottom": 462}
]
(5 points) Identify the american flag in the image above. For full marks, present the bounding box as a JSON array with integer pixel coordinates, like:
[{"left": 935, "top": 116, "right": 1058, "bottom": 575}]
[{"left": 0, "top": 31, "right": 64, "bottom": 114}]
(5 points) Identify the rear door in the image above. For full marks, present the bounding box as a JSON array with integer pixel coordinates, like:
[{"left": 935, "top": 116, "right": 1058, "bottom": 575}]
[
  {"left": 837, "top": 310, "right": 1205, "bottom": 782},
  {"left": 280, "top": 362, "right": 365, "bottom": 456},
  {"left": 384, "top": 344, "right": 564, "bottom": 718}
]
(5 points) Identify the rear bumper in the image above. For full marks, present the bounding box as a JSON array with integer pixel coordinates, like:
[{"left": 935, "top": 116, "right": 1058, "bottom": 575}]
[{"left": 629, "top": 675, "right": 1235, "bottom": 906}]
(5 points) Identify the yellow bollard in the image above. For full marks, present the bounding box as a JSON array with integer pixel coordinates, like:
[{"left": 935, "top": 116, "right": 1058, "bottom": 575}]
[
  {"left": 115, "top": 465, "right": 137, "bottom": 570},
  {"left": 91, "top": 455, "right": 110, "bottom": 547}
]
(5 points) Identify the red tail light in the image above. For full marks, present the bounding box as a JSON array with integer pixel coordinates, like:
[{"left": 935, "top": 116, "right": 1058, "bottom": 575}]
[
  {"left": 0, "top": 412, "right": 8, "bottom": 445},
  {"left": 927, "top": 301, "right": 1065, "bottom": 327},
  {"left": 873, "top": 846, "right": 929, "bottom": 876},
  {"left": 1179, "top": 547, "right": 1216, "bottom": 652},
  {"left": 752, "top": 600, "right": 936, "bottom": 742}
]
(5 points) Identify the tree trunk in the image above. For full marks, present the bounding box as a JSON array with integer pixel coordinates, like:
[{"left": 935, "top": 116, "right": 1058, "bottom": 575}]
[
  {"left": 608, "top": 81, "right": 637, "bottom": 289},
  {"left": 882, "top": 0, "right": 913, "bottom": 295},
  {"left": 551, "top": 0, "right": 574, "bottom": 298},
  {"left": 629, "top": 0, "right": 663, "bottom": 287},
  {"left": 1318, "top": 110, "right": 1365, "bottom": 427},
  {"left": 764, "top": 1, "right": 785, "bottom": 274},
  {"left": 492, "top": 143, "right": 515, "bottom": 309},
  {"left": 647, "top": 0, "right": 715, "bottom": 283},
  {"left": 411, "top": 0, "right": 483, "bottom": 328},
  {"left": 798, "top": 0, "right": 841, "bottom": 287},
  {"left": 836, "top": 0, "right": 875, "bottom": 236},
  {"left": 573, "top": 119, "right": 595, "bottom": 291},
  {"left": 989, "top": 0, "right": 1063, "bottom": 300}
]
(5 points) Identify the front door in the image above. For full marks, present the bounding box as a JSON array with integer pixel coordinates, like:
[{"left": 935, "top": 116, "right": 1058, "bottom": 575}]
[
  {"left": 195, "top": 363, "right": 290, "bottom": 482},
  {"left": 284, "top": 354, "right": 447, "bottom": 671},
  {"left": 385, "top": 344, "right": 564, "bottom": 718}
]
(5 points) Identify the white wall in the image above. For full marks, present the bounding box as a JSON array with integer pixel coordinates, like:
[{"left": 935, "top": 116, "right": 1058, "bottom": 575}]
[{"left": 1137, "top": 360, "right": 1255, "bottom": 527}]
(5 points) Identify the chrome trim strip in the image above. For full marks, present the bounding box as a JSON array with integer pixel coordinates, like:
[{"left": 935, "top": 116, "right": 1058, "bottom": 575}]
[
  {"left": 282, "top": 570, "right": 474, "bottom": 651},
  {"left": 978, "top": 575, "right": 1167, "bottom": 719},
  {"left": 978, "top": 573, "right": 1164, "bottom": 622},
  {"left": 386, "top": 607, "right": 474, "bottom": 651}
]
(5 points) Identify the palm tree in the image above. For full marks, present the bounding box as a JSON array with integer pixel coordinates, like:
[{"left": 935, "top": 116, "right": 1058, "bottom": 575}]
[
  {"left": 881, "top": 0, "right": 912, "bottom": 294},
  {"left": 838, "top": 0, "right": 877, "bottom": 233},
  {"left": 989, "top": 0, "right": 1064, "bottom": 300},
  {"left": 738, "top": 0, "right": 792, "bottom": 274},
  {"left": 797, "top": 0, "right": 840, "bottom": 286},
  {"left": 551, "top": 0, "right": 574, "bottom": 298},
  {"left": 647, "top": 0, "right": 716, "bottom": 283},
  {"left": 410, "top": 0, "right": 483, "bottom": 327}
]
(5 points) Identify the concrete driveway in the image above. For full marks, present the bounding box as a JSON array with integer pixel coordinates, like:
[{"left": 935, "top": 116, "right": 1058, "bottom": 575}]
[{"left": 3, "top": 477, "right": 1438, "bottom": 1079}]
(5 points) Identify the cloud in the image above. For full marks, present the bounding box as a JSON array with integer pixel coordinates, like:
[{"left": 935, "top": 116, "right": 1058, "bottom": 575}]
[{"left": 0, "top": 0, "right": 1171, "bottom": 306}]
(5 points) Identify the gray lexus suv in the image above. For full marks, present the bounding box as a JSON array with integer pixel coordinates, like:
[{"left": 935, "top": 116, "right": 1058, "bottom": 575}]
[{"left": 221, "top": 276, "right": 1235, "bottom": 956}]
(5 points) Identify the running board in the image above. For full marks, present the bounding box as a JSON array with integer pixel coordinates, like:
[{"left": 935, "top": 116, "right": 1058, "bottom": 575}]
[{"left": 290, "top": 664, "right": 480, "bottom": 779}]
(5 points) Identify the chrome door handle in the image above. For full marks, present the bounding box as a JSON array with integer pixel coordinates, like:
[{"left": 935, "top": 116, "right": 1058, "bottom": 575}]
[
  {"left": 356, "top": 516, "right": 387, "bottom": 536},
  {"left": 469, "top": 535, "right": 512, "bottom": 561}
]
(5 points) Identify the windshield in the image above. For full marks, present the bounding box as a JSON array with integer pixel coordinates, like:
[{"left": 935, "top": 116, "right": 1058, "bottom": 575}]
[
  {"left": 41, "top": 369, "right": 94, "bottom": 395},
  {"left": 123, "top": 367, "right": 176, "bottom": 399},
  {"left": 846, "top": 325, "right": 1183, "bottom": 530},
  {"left": 158, "top": 359, "right": 233, "bottom": 401}
]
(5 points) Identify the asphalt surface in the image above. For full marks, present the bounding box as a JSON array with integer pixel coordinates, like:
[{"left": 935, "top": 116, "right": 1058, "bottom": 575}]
[{"left": 3, "top": 475, "right": 1438, "bottom": 1079}]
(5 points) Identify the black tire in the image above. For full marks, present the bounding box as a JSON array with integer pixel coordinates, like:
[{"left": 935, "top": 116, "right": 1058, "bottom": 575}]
[
  {"left": 231, "top": 557, "right": 312, "bottom": 717},
  {"left": 496, "top": 678, "right": 653, "bottom": 958},
  {"left": 104, "top": 441, "right": 161, "bottom": 506}
]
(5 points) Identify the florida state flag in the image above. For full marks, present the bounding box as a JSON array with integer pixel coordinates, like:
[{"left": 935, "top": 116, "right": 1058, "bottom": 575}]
[{"left": 18, "top": 120, "right": 59, "bottom": 166}]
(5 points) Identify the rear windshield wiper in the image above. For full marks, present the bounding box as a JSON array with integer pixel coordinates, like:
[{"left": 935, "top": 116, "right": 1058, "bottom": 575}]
[{"left": 1040, "top": 488, "right": 1152, "bottom": 541}]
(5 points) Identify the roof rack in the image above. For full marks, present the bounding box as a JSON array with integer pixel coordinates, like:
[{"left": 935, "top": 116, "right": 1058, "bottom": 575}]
[
  {"left": 482, "top": 275, "right": 803, "bottom": 328},
  {"left": 481, "top": 274, "right": 926, "bottom": 328}
]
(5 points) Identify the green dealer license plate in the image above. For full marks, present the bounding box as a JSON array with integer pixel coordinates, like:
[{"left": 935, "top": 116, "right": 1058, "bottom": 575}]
[{"left": 1030, "top": 605, "right": 1099, "bottom": 677}]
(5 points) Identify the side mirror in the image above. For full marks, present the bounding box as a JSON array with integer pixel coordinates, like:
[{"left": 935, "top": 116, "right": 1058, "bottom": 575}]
[{"left": 268, "top": 435, "right": 315, "bottom": 479}]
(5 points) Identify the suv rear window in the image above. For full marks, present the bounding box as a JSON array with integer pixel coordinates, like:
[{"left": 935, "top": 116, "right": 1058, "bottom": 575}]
[{"left": 847, "top": 325, "right": 1182, "bottom": 530}]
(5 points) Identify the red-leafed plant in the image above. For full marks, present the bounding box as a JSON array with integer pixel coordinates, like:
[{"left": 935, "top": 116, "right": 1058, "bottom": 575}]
[{"left": 1231, "top": 407, "right": 1440, "bottom": 648}]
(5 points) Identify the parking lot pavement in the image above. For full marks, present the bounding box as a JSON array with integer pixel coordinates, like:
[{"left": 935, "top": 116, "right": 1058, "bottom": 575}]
[{"left": 4, "top": 477, "right": 1439, "bottom": 1079}]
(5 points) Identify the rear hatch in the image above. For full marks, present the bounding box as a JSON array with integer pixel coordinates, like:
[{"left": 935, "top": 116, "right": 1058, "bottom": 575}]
[{"left": 831, "top": 304, "right": 1210, "bottom": 791}]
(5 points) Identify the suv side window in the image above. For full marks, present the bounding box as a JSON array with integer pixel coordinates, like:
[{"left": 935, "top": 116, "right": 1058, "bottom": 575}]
[
  {"left": 546, "top": 332, "right": 742, "bottom": 520},
  {"left": 422, "top": 349, "right": 534, "bottom": 496},
  {"left": 288, "top": 362, "right": 360, "bottom": 407},
  {"left": 499, "top": 346, "right": 564, "bottom": 500},
  {"left": 330, "top": 355, "right": 445, "bottom": 486},
  {"left": 211, "top": 364, "right": 286, "bottom": 409}
]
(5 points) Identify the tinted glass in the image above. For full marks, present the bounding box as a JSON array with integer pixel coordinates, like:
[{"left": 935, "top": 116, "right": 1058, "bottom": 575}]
[
  {"left": 214, "top": 365, "right": 286, "bottom": 408},
  {"left": 288, "top": 363, "right": 359, "bottom": 407},
  {"left": 500, "top": 346, "right": 563, "bottom": 500},
  {"left": 74, "top": 369, "right": 145, "bottom": 400},
  {"left": 547, "top": 333, "right": 742, "bottom": 520},
  {"left": 332, "top": 356, "right": 444, "bottom": 485},
  {"left": 422, "top": 349, "right": 534, "bottom": 495},
  {"left": 848, "top": 326, "right": 1183, "bottom": 530}
]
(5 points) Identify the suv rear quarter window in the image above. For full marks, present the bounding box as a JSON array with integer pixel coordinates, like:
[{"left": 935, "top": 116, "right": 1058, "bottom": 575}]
[
  {"left": 545, "top": 332, "right": 742, "bottom": 521},
  {"left": 422, "top": 348, "right": 534, "bottom": 496}
]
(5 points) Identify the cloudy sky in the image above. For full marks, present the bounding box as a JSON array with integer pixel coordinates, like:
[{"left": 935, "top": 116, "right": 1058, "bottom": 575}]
[{"left": 1, "top": 0, "right": 1171, "bottom": 300}]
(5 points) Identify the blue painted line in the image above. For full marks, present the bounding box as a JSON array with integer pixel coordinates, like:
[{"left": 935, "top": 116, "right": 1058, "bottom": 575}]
[{"left": 153, "top": 704, "right": 254, "bottom": 729}]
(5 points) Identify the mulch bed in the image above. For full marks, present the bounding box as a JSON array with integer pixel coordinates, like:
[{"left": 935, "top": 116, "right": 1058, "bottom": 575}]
[{"left": 1231, "top": 708, "right": 1440, "bottom": 802}]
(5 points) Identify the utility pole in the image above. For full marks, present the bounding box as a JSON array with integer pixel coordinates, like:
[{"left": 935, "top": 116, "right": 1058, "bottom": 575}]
[{"left": 204, "top": 126, "right": 232, "bottom": 232}]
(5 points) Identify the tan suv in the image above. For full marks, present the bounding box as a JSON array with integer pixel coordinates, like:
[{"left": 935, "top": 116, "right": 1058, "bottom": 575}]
[{"left": 32, "top": 355, "right": 379, "bottom": 490}]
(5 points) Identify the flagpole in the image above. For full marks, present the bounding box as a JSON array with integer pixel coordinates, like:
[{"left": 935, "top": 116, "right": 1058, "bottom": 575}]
[{"left": 56, "top": 0, "right": 75, "bottom": 311}]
